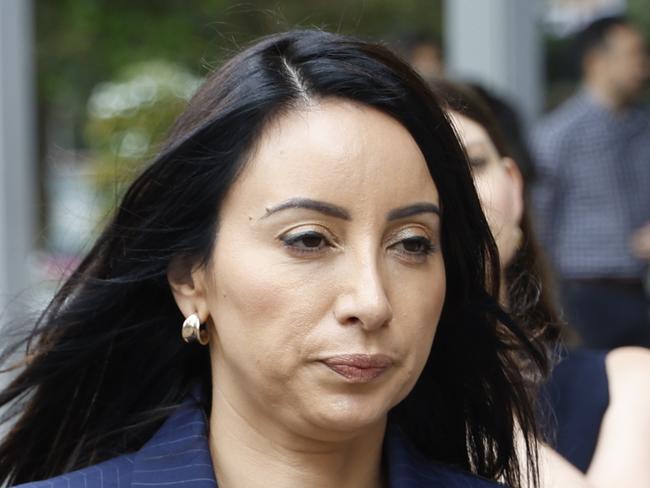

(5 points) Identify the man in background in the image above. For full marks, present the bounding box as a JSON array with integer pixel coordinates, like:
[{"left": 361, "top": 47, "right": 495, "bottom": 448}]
[{"left": 531, "top": 16, "right": 650, "bottom": 349}]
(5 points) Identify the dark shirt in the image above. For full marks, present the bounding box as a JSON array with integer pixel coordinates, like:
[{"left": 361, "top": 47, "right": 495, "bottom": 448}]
[{"left": 541, "top": 348, "right": 609, "bottom": 472}]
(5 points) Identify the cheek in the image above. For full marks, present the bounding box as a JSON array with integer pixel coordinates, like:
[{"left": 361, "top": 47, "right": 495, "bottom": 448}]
[
  {"left": 206, "top": 238, "right": 335, "bottom": 377},
  {"left": 475, "top": 170, "right": 517, "bottom": 234},
  {"left": 475, "top": 169, "right": 523, "bottom": 267},
  {"left": 387, "top": 257, "right": 446, "bottom": 397}
]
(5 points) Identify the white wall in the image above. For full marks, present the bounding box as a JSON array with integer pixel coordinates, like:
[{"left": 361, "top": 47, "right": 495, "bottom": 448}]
[
  {"left": 445, "top": 0, "right": 543, "bottom": 126},
  {"left": 0, "top": 0, "right": 36, "bottom": 325}
]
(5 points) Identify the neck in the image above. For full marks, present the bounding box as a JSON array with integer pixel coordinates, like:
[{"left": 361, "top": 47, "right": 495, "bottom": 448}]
[
  {"left": 208, "top": 383, "right": 386, "bottom": 488},
  {"left": 583, "top": 78, "right": 630, "bottom": 112}
]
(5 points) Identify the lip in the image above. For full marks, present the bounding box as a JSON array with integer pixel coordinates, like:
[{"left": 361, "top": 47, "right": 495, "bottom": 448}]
[{"left": 320, "top": 354, "right": 394, "bottom": 383}]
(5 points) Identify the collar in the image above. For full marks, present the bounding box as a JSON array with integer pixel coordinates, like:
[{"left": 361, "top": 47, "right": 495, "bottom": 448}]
[
  {"left": 576, "top": 86, "right": 647, "bottom": 126},
  {"left": 131, "top": 390, "right": 503, "bottom": 487},
  {"left": 131, "top": 393, "right": 216, "bottom": 486}
]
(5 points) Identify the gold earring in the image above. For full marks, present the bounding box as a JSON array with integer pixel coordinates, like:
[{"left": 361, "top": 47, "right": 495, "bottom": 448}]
[{"left": 181, "top": 313, "right": 209, "bottom": 346}]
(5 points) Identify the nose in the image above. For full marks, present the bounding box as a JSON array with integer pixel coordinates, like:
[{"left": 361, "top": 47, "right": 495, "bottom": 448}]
[{"left": 333, "top": 255, "right": 393, "bottom": 331}]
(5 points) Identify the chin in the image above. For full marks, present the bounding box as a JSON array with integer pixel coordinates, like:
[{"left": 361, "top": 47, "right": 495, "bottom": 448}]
[{"left": 307, "top": 393, "right": 392, "bottom": 435}]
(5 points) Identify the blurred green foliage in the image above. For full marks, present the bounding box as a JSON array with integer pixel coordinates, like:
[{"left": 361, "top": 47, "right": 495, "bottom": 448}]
[
  {"left": 36, "top": 0, "right": 442, "bottom": 215},
  {"left": 629, "top": 0, "right": 650, "bottom": 35},
  {"left": 84, "top": 61, "right": 201, "bottom": 210},
  {"left": 37, "top": 0, "right": 442, "bottom": 143}
]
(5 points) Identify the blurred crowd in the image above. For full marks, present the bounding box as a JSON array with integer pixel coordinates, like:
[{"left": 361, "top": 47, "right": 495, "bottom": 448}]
[{"left": 402, "top": 15, "right": 650, "bottom": 352}]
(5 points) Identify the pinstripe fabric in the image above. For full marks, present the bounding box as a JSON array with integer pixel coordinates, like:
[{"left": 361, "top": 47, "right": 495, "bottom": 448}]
[{"left": 15, "top": 389, "right": 505, "bottom": 487}]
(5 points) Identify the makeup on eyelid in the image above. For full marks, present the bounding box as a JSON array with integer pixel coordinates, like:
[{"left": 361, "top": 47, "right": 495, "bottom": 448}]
[{"left": 277, "top": 224, "right": 438, "bottom": 260}]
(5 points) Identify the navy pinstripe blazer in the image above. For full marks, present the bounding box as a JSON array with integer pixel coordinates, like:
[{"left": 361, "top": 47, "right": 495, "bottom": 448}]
[{"left": 15, "top": 389, "right": 505, "bottom": 488}]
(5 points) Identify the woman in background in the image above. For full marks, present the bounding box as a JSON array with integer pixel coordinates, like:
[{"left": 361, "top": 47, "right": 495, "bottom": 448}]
[
  {"left": 0, "top": 31, "right": 550, "bottom": 487},
  {"left": 437, "top": 80, "right": 650, "bottom": 488}
]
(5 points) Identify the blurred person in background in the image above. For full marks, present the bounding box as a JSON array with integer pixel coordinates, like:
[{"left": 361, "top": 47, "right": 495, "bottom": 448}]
[
  {"left": 530, "top": 16, "right": 650, "bottom": 349},
  {"left": 466, "top": 84, "right": 537, "bottom": 198},
  {"left": 437, "top": 80, "right": 650, "bottom": 488}
]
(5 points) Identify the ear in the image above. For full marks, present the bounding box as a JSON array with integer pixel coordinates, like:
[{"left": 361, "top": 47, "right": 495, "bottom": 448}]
[
  {"left": 167, "top": 256, "right": 211, "bottom": 324},
  {"left": 502, "top": 157, "right": 524, "bottom": 225},
  {"left": 583, "top": 51, "right": 596, "bottom": 74},
  {"left": 583, "top": 48, "right": 608, "bottom": 78}
]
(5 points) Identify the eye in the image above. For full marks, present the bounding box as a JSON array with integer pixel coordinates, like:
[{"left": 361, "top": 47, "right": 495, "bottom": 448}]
[
  {"left": 469, "top": 156, "right": 489, "bottom": 171},
  {"left": 280, "top": 230, "right": 332, "bottom": 255},
  {"left": 389, "top": 235, "right": 437, "bottom": 263},
  {"left": 395, "top": 236, "right": 435, "bottom": 255}
]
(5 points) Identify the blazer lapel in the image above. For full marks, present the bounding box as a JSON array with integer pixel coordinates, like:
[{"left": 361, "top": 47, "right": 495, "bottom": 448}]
[{"left": 131, "top": 396, "right": 217, "bottom": 487}]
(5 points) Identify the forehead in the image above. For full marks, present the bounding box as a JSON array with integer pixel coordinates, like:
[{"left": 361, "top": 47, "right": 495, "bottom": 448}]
[
  {"left": 228, "top": 99, "right": 439, "bottom": 215},
  {"left": 449, "top": 112, "right": 492, "bottom": 147},
  {"left": 606, "top": 24, "right": 645, "bottom": 49}
]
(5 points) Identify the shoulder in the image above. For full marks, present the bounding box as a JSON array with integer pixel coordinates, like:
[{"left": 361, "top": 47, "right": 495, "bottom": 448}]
[
  {"left": 531, "top": 94, "right": 592, "bottom": 150},
  {"left": 606, "top": 345, "right": 650, "bottom": 368},
  {"left": 585, "top": 347, "right": 650, "bottom": 483},
  {"left": 11, "top": 454, "right": 135, "bottom": 488},
  {"left": 540, "top": 93, "right": 595, "bottom": 131},
  {"left": 12, "top": 391, "right": 215, "bottom": 488},
  {"left": 606, "top": 346, "right": 650, "bottom": 405}
]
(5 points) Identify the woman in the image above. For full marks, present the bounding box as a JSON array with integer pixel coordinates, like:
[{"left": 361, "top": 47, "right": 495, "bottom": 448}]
[
  {"left": 0, "top": 31, "right": 548, "bottom": 487},
  {"left": 437, "top": 81, "right": 650, "bottom": 488}
]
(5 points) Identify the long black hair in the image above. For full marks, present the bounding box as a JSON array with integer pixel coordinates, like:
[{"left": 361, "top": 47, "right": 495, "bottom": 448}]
[{"left": 0, "top": 30, "right": 547, "bottom": 486}]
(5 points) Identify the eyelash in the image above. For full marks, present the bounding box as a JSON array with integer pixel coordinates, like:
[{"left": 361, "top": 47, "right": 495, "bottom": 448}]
[
  {"left": 279, "top": 231, "right": 437, "bottom": 260},
  {"left": 469, "top": 157, "right": 488, "bottom": 170},
  {"left": 394, "top": 236, "right": 436, "bottom": 257},
  {"left": 281, "top": 231, "right": 330, "bottom": 255}
]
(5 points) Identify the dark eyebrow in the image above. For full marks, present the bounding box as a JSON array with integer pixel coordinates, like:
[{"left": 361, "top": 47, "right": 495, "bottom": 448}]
[
  {"left": 262, "top": 198, "right": 440, "bottom": 222},
  {"left": 464, "top": 141, "right": 488, "bottom": 151},
  {"left": 262, "top": 198, "right": 351, "bottom": 220},
  {"left": 387, "top": 203, "right": 441, "bottom": 221}
]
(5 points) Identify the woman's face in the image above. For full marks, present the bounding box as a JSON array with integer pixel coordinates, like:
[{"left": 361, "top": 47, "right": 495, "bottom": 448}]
[
  {"left": 449, "top": 111, "right": 523, "bottom": 269},
  {"left": 183, "top": 100, "right": 445, "bottom": 439}
]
